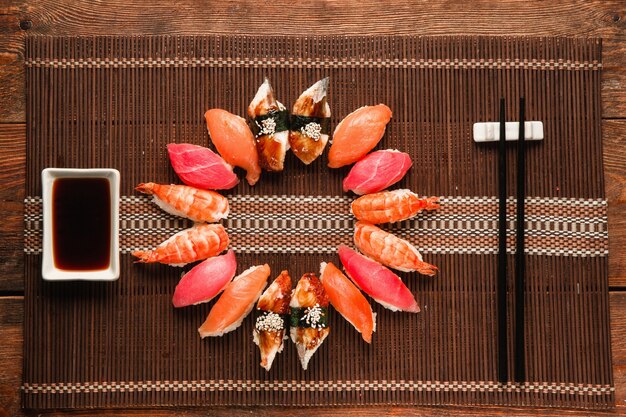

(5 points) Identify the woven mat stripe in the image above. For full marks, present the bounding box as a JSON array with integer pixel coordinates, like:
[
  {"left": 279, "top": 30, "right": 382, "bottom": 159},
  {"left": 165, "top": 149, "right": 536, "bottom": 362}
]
[
  {"left": 24, "top": 57, "right": 602, "bottom": 71},
  {"left": 23, "top": 195, "right": 608, "bottom": 257},
  {"left": 21, "top": 380, "right": 613, "bottom": 396}
]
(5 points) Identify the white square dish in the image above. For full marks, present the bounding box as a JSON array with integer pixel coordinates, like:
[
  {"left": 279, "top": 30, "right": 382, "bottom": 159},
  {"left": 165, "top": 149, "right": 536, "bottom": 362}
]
[{"left": 41, "top": 168, "right": 120, "bottom": 281}]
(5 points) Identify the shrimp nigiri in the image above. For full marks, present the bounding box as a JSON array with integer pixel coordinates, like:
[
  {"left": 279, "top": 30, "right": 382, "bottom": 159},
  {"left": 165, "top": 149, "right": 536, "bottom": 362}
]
[
  {"left": 248, "top": 78, "right": 290, "bottom": 172},
  {"left": 328, "top": 104, "right": 392, "bottom": 168},
  {"left": 132, "top": 223, "right": 229, "bottom": 267},
  {"left": 198, "top": 264, "right": 270, "bottom": 337},
  {"left": 338, "top": 245, "right": 420, "bottom": 313},
  {"left": 342, "top": 149, "right": 412, "bottom": 195},
  {"left": 290, "top": 273, "right": 330, "bottom": 370},
  {"left": 172, "top": 249, "right": 237, "bottom": 307},
  {"left": 136, "top": 182, "right": 229, "bottom": 223},
  {"left": 253, "top": 270, "right": 292, "bottom": 371},
  {"left": 351, "top": 189, "right": 440, "bottom": 224},
  {"left": 320, "top": 262, "right": 375, "bottom": 343},
  {"left": 167, "top": 143, "right": 239, "bottom": 190},
  {"left": 354, "top": 221, "right": 438, "bottom": 276},
  {"left": 205, "top": 109, "right": 261, "bottom": 186},
  {"left": 288, "top": 78, "right": 331, "bottom": 165}
]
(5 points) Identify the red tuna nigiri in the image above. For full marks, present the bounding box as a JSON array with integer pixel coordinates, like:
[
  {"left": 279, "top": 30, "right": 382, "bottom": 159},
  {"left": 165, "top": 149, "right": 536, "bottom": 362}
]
[
  {"left": 342, "top": 149, "right": 412, "bottom": 195},
  {"left": 167, "top": 143, "right": 239, "bottom": 190},
  {"left": 320, "top": 261, "right": 376, "bottom": 343},
  {"left": 328, "top": 104, "right": 392, "bottom": 168},
  {"left": 338, "top": 245, "right": 420, "bottom": 313},
  {"left": 172, "top": 249, "right": 237, "bottom": 307}
]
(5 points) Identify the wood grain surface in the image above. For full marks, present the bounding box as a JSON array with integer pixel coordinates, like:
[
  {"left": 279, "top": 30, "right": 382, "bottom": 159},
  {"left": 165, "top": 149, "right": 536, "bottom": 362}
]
[{"left": 0, "top": 0, "right": 624, "bottom": 415}]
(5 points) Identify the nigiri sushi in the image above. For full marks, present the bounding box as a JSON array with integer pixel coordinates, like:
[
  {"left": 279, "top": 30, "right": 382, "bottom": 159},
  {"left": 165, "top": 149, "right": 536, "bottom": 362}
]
[
  {"left": 354, "top": 221, "right": 438, "bottom": 276},
  {"left": 132, "top": 223, "right": 229, "bottom": 267},
  {"left": 351, "top": 189, "right": 440, "bottom": 224},
  {"left": 328, "top": 104, "right": 393, "bottom": 168},
  {"left": 338, "top": 245, "right": 420, "bottom": 313},
  {"left": 198, "top": 264, "right": 271, "bottom": 338},
  {"left": 320, "top": 262, "right": 375, "bottom": 343},
  {"left": 342, "top": 149, "right": 412, "bottom": 195},
  {"left": 288, "top": 78, "right": 331, "bottom": 165},
  {"left": 167, "top": 143, "right": 239, "bottom": 190},
  {"left": 204, "top": 109, "right": 261, "bottom": 186},
  {"left": 253, "top": 270, "right": 292, "bottom": 371},
  {"left": 172, "top": 249, "right": 237, "bottom": 307},
  {"left": 248, "top": 78, "right": 290, "bottom": 172},
  {"left": 136, "top": 182, "right": 229, "bottom": 223},
  {"left": 290, "top": 273, "right": 330, "bottom": 370}
]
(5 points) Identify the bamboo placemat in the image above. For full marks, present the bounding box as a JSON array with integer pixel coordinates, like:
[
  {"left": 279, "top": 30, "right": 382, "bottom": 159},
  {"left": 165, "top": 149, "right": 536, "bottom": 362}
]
[{"left": 22, "top": 35, "right": 611, "bottom": 410}]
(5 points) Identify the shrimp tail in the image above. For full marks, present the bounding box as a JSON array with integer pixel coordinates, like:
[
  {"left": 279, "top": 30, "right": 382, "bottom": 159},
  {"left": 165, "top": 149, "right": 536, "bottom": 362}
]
[
  {"left": 135, "top": 183, "right": 156, "bottom": 194},
  {"left": 417, "top": 261, "right": 438, "bottom": 277},
  {"left": 424, "top": 196, "right": 440, "bottom": 211},
  {"left": 132, "top": 250, "right": 151, "bottom": 263}
]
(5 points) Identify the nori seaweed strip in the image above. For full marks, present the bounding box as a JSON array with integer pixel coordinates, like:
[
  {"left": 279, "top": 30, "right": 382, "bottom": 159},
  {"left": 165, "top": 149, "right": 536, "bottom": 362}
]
[
  {"left": 251, "top": 109, "right": 289, "bottom": 137},
  {"left": 289, "top": 115, "right": 331, "bottom": 135},
  {"left": 289, "top": 306, "right": 329, "bottom": 328}
]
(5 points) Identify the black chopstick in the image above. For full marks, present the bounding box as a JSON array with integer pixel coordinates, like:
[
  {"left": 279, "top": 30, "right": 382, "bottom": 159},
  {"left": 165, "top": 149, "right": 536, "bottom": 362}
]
[
  {"left": 514, "top": 98, "right": 526, "bottom": 383},
  {"left": 497, "top": 98, "right": 508, "bottom": 383}
]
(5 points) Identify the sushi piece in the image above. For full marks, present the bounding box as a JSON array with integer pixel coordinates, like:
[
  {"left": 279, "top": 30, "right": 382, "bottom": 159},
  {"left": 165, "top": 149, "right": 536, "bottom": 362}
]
[
  {"left": 288, "top": 78, "right": 331, "bottom": 165},
  {"left": 132, "top": 223, "right": 229, "bottom": 267},
  {"left": 338, "top": 245, "right": 420, "bottom": 313},
  {"left": 204, "top": 109, "right": 262, "bottom": 186},
  {"left": 351, "top": 189, "right": 440, "bottom": 224},
  {"left": 253, "top": 270, "right": 292, "bottom": 371},
  {"left": 328, "top": 104, "right": 393, "bottom": 168},
  {"left": 342, "top": 149, "right": 412, "bottom": 195},
  {"left": 320, "top": 262, "right": 376, "bottom": 343},
  {"left": 290, "top": 273, "right": 330, "bottom": 370},
  {"left": 172, "top": 249, "right": 237, "bottom": 307},
  {"left": 248, "top": 78, "right": 290, "bottom": 172},
  {"left": 136, "top": 182, "right": 229, "bottom": 223},
  {"left": 198, "top": 264, "right": 271, "bottom": 338},
  {"left": 167, "top": 143, "right": 239, "bottom": 190},
  {"left": 354, "top": 221, "right": 438, "bottom": 276}
]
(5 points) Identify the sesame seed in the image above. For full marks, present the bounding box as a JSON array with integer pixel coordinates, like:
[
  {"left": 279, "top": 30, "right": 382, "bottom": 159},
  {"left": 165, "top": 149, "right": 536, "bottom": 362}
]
[
  {"left": 255, "top": 311, "right": 284, "bottom": 331},
  {"left": 301, "top": 122, "right": 322, "bottom": 141}
]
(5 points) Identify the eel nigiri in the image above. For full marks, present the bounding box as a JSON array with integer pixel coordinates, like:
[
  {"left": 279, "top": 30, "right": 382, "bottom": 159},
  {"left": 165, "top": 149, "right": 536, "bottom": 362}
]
[
  {"left": 351, "top": 189, "right": 440, "bottom": 224},
  {"left": 136, "top": 182, "right": 229, "bottom": 223},
  {"left": 132, "top": 223, "right": 229, "bottom": 267},
  {"left": 204, "top": 109, "right": 262, "bottom": 186},
  {"left": 338, "top": 245, "right": 420, "bottom": 313},
  {"left": 198, "top": 264, "right": 271, "bottom": 338},
  {"left": 167, "top": 143, "right": 239, "bottom": 190},
  {"left": 253, "top": 270, "right": 292, "bottom": 371},
  {"left": 290, "top": 273, "right": 330, "bottom": 370},
  {"left": 320, "top": 262, "right": 375, "bottom": 343},
  {"left": 342, "top": 149, "right": 412, "bottom": 195},
  {"left": 248, "top": 78, "right": 290, "bottom": 172},
  {"left": 288, "top": 78, "right": 331, "bottom": 165},
  {"left": 172, "top": 249, "right": 237, "bottom": 307},
  {"left": 328, "top": 104, "right": 393, "bottom": 168},
  {"left": 354, "top": 221, "right": 438, "bottom": 276}
]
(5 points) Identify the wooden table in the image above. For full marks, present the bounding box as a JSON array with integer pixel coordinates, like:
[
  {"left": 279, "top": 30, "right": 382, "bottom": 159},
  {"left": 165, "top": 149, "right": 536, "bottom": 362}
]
[{"left": 1, "top": 1, "right": 624, "bottom": 415}]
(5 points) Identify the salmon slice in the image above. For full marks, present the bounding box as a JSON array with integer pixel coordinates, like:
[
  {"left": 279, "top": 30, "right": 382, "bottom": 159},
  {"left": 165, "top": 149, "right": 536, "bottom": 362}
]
[
  {"left": 320, "top": 262, "right": 376, "bottom": 343},
  {"left": 198, "top": 264, "right": 270, "bottom": 337},
  {"left": 342, "top": 149, "right": 412, "bottom": 195},
  {"left": 167, "top": 143, "right": 239, "bottom": 190},
  {"left": 172, "top": 250, "right": 237, "bottom": 307},
  {"left": 338, "top": 245, "right": 420, "bottom": 313},
  {"left": 253, "top": 270, "right": 292, "bottom": 371},
  {"left": 328, "top": 104, "right": 393, "bottom": 168},
  {"left": 204, "top": 109, "right": 262, "bottom": 186}
]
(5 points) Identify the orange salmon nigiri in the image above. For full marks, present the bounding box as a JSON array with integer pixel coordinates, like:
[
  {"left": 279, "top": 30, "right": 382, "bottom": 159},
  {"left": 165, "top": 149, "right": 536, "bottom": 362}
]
[
  {"left": 351, "top": 189, "right": 440, "bottom": 224},
  {"left": 132, "top": 223, "right": 229, "bottom": 267},
  {"left": 328, "top": 104, "right": 392, "bottom": 168},
  {"left": 320, "top": 262, "right": 375, "bottom": 343},
  {"left": 136, "top": 182, "right": 229, "bottom": 223},
  {"left": 198, "top": 264, "right": 271, "bottom": 338},
  {"left": 354, "top": 221, "right": 438, "bottom": 276},
  {"left": 204, "top": 108, "right": 261, "bottom": 186}
]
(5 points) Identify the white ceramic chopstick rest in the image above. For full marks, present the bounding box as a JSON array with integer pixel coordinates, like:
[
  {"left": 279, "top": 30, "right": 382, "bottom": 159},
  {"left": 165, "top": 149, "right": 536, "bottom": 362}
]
[{"left": 473, "top": 121, "right": 544, "bottom": 142}]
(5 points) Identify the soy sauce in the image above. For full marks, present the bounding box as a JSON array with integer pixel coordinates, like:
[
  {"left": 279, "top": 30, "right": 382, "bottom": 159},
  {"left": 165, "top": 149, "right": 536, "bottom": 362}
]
[{"left": 52, "top": 177, "right": 111, "bottom": 270}]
